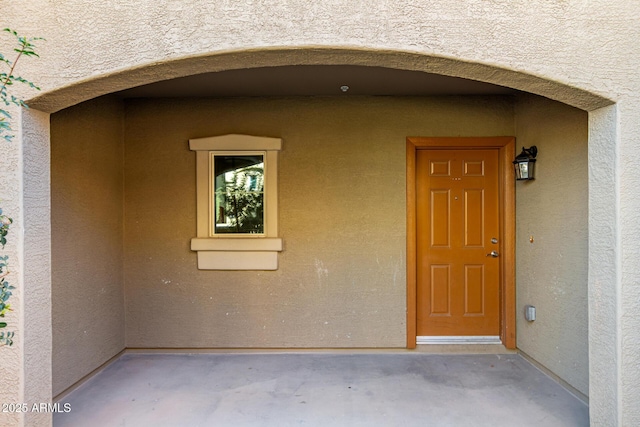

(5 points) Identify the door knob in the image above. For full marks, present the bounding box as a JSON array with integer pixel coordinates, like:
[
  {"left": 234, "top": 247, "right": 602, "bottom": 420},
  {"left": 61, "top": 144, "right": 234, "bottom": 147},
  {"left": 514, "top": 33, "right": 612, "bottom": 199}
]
[{"left": 487, "top": 251, "right": 499, "bottom": 258}]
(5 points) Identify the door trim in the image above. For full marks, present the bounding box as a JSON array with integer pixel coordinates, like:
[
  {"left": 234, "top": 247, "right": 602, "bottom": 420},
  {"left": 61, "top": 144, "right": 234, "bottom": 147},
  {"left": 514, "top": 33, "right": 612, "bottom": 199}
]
[
  {"left": 416, "top": 336, "right": 502, "bottom": 345},
  {"left": 406, "top": 137, "right": 516, "bottom": 349}
]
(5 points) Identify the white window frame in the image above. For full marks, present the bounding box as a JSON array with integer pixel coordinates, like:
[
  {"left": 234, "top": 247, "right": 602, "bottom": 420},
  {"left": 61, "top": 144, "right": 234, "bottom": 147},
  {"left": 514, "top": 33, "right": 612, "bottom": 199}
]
[{"left": 189, "top": 134, "right": 283, "bottom": 270}]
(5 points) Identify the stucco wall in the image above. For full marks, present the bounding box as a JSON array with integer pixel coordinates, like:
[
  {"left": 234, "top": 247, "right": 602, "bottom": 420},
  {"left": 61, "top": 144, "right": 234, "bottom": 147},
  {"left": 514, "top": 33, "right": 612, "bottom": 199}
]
[
  {"left": 5, "top": 0, "right": 640, "bottom": 425},
  {"left": 514, "top": 95, "right": 589, "bottom": 396},
  {"left": 51, "top": 97, "right": 125, "bottom": 396},
  {"left": 123, "top": 95, "right": 514, "bottom": 348},
  {"left": 50, "top": 94, "right": 592, "bottom": 398}
]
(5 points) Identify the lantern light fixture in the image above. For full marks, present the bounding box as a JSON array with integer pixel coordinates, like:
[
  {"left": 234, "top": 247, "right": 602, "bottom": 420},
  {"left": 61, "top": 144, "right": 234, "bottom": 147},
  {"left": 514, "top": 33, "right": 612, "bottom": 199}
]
[{"left": 513, "top": 146, "right": 537, "bottom": 180}]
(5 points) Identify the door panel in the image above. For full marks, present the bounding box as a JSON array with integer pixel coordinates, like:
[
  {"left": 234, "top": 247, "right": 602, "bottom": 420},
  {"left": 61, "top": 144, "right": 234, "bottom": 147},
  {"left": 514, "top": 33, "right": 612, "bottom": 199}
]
[
  {"left": 416, "top": 149, "right": 500, "bottom": 336},
  {"left": 431, "top": 190, "right": 450, "bottom": 247},
  {"left": 464, "top": 264, "right": 484, "bottom": 315},
  {"left": 464, "top": 189, "right": 484, "bottom": 247},
  {"left": 430, "top": 265, "right": 451, "bottom": 315}
]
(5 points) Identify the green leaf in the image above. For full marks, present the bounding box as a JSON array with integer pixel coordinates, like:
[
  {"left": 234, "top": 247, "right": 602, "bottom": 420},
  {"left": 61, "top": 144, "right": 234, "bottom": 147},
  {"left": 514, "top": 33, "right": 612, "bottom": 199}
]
[{"left": 0, "top": 323, "right": 6, "bottom": 328}]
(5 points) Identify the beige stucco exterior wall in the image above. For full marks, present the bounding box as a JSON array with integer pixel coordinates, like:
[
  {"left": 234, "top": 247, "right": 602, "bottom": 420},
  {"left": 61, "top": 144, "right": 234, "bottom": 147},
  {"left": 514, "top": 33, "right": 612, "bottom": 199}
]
[
  {"left": 3, "top": 1, "right": 640, "bottom": 425},
  {"left": 124, "top": 95, "right": 514, "bottom": 348},
  {"left": 50, "top": 97, "right": 126, "bottom": 396},
  {"left": 49, "top": 93, "right": 592, "bottom": 404},
  {"left": 514, "top": 95, "right": 589, "bottom": 396}
]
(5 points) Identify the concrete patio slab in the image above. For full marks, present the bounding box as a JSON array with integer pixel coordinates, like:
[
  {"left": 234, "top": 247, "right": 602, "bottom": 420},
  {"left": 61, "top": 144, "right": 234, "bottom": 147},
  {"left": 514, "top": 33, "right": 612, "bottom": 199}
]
[{"left": 54, "top": 353, "right": 588, "bottom": 427}]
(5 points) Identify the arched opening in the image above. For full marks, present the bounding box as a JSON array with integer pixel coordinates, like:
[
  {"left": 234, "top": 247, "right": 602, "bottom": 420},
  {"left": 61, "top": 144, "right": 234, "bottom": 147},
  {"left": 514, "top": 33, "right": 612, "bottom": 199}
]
[
  {"left": 28, "top": 48, "right": 611, "bottom": 113},
  {"left": 19, "top": 49, "right": 616, "bottom": 423}
]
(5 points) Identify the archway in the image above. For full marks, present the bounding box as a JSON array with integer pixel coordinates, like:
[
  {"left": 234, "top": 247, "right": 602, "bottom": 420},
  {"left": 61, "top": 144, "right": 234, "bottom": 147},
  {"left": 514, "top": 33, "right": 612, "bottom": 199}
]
[
  {"left": 19, "top": 48, "right": 617, "bottom": 424},
  {"left": 27, "top": 48, "right": 611, "bottom": 112}
]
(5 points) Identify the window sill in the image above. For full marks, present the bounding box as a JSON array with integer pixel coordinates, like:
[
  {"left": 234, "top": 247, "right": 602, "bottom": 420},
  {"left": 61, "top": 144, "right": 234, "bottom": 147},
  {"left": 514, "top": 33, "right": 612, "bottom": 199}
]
[{"left": 190, "top": 238, "right": 283, "bottom": 270}]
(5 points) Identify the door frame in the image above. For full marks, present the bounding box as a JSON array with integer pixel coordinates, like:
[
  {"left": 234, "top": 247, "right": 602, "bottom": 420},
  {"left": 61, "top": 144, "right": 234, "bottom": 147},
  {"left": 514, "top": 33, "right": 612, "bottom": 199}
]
[{"left": 406, "top": 137, "right": 516, "bottom": 349}]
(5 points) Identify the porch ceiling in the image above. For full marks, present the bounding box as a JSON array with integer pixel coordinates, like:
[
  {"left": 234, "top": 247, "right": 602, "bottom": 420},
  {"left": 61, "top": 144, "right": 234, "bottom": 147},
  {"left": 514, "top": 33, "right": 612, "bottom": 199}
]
[{"left": 115, "top": 65, "right": 518, "bottom": 98}]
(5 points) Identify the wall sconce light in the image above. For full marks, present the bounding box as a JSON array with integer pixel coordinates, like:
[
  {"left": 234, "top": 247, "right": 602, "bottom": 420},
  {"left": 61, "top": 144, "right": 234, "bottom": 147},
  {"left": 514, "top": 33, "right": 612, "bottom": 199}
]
[{"left": 513, "top": 146, "right": 537, "bottom": 180}]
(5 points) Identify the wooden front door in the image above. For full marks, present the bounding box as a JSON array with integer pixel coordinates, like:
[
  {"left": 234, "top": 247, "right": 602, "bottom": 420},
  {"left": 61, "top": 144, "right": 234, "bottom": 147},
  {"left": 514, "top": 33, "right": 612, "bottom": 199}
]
[{"left": 416, "top": 149, "right": 500, "bottom": 336}]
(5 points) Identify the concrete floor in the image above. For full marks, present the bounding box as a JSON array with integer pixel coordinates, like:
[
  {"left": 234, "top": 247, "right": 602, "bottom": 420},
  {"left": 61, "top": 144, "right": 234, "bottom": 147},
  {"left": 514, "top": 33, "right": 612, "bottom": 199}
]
[{"left": 54, "top": 352, "right": 588, "bottom": 427}]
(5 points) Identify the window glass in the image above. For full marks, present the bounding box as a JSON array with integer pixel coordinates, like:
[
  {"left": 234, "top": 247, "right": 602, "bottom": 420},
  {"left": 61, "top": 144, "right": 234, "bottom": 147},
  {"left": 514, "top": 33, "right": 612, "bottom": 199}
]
[{"left": 213, "top": 154, "right": 265, "bottom": 234}]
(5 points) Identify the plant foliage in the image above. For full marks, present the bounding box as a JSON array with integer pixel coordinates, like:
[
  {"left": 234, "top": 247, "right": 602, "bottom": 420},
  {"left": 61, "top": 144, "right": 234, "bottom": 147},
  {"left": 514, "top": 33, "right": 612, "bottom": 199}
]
[
  {"left": 0, "top": 29, "right": 41, "bottom": 346},
  {"left": 0, "top": 208, "right": 14, "bottom": 346},
  {"left": 220, "top": 167, "right": 264, "bottom": 234},
  {"left": 0, "top": 28, "right": 42, "bottom": 143}
]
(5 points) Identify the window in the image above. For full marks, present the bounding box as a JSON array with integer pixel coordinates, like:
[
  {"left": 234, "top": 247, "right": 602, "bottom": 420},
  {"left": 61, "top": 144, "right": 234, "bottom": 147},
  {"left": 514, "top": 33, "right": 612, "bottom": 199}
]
[
  {"left": 212, "top": 153, "right": 265, "bottom": 235},
  {"left": 190, "top": 135, "right": 283, "bottom": 270}
]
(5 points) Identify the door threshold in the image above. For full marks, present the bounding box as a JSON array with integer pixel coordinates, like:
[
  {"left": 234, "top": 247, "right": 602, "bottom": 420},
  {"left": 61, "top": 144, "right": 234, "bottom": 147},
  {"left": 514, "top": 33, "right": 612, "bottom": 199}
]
[{"left": 416, "top": 336, "right": 501, "bottom": 345}]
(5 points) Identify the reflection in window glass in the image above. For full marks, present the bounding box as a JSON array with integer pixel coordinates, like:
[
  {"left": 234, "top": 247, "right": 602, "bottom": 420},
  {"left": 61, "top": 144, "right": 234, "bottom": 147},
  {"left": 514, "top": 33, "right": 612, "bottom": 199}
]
[{"left": 213, "top": 154, "right": 264, "bottom": 234}]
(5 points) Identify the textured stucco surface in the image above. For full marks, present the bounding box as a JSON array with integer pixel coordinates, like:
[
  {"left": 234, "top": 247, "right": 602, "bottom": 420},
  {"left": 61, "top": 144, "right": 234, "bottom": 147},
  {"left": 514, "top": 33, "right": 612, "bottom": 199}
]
[
  {"left": 3, "top": 1, "right": 640, "bottom": 425},
  {"left": 50, "top": 97, "right": 125, "bottom": 396},
  {"left": 514, "top": 95, "right": 589, "bottom": 396},
  {"left": 6, "top": 2, "right": 615, "bottom": 113},
  {"left": 618, "top": 100, "right": 640, "bottom": 427},
  {"left": 123, "top": 96, "right": 514, "bottom": 348},
  {"left": 21, "top": 108, "right": 53, "bottom": 427},
  {"left": 588, "top": 104, "right": 620, "bottom": 425}
]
